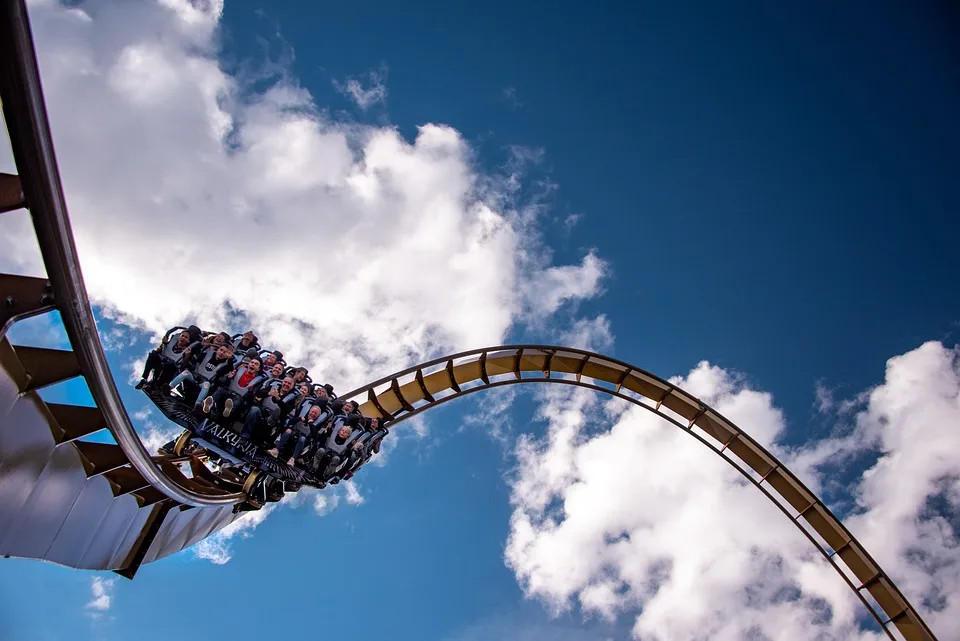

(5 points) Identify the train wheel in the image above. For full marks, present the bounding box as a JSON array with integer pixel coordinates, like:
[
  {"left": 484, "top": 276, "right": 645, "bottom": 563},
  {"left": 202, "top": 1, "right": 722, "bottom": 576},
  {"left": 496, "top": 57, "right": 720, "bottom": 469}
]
[
  {"left": 242, "top": 469, "right": 261, "bottom": 495},
  {"left": 266, "top": 478, "right": 285, "bottom": 503},
  {"left": 172, "top": 430, "right": 193, "bottom": 457}
]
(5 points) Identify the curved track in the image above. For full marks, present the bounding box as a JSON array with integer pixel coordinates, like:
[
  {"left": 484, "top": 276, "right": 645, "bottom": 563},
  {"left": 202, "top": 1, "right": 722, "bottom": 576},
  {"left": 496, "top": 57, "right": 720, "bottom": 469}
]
[
  {"left": 341, "top": 346, "right": 938, "bottom": 641},
  {"left": 0, "top": 0, "right": 242, "bottom": 509},
  {"left": 0, "top": 1, "right": 939, "bottom": 638}
]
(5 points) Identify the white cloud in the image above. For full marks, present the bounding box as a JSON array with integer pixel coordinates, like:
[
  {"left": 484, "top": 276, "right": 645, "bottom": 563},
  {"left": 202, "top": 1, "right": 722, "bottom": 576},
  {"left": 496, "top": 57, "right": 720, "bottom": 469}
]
[
  {"left": 505, "top": 342, "right": 960, "bottom": 640},
  {"left": 313, "top": 491, "right": 340, "bottom": 516},
  {"left": 814, "top": 380, "right": 834, "bottom": 413},
  {"left": 193, "top": 501, "right": 276, "bottom": 564},
  {"left": 462, "top": 386, "right": 519, "bottom": 447},
  {"left": 86, "top": 576, "right": 115, "bottom": 613},
  {"left": 136, "top": 419, "right": 181, "bottom": 455},
  {"left": 559, "top": 315, "right": 614, "bottom": 353},
  {"left": 344, "top": 480, "right": 364, "bottom": 505},
  {"left": 192, "top": 536, "right": 233, "bottom": 565},
  {"left": 0, "top": 0, "right": 605, "bottom": 397},
  {"left": 333, "top": 67, "right": 388, "bottom": 110},
  {"left": 561, "top": 213, "right": 582, "bottom": 235},
  {"left": 0, "top": 1, "right": 608, "bottom": 564}
]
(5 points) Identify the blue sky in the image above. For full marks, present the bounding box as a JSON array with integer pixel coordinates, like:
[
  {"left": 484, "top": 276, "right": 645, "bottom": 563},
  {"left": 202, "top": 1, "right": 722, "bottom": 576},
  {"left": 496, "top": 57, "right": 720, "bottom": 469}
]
[{"left": 1, "top": 2, "right": 958, "bottom": 640}]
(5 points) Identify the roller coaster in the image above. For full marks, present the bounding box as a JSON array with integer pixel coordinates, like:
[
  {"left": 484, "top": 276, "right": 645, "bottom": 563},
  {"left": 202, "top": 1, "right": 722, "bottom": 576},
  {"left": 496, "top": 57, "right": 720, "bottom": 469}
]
[{"left": 0, "top": 2, "right": 942, "bottom": 639}]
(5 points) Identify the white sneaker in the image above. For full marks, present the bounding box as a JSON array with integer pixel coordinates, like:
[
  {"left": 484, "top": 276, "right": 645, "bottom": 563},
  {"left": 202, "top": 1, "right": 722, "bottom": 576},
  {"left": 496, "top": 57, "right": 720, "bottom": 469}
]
[
  {"left": 202, "top": 396, "right": 214, "bottom": 414},
  {"left": 223, "top": 398, "right": 233, "bottom": 418}
]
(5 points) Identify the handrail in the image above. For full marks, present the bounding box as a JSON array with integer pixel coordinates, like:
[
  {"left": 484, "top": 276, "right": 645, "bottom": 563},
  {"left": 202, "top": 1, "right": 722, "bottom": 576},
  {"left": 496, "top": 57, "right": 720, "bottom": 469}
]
[{"left": 0, "top": 0, "right": 243, "bottom": 507}]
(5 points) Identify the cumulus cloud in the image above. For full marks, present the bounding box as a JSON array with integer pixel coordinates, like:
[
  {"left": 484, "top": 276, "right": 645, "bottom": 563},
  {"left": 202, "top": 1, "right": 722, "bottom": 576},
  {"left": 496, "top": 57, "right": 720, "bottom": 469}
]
[
  {"left": 462, "top": 386, "right": 519, "bottom": 448},
  {"left": 343, "top": 480, "right": 364, "bottom": 506},
  {"left": 128, "top": 403, "right": 186, "bottom": 457},
  {"left": 333, "top": 67, "right": 388, "bottom": 110},
  {"left": 505, "top": 342, "right": 960, "bottom": 640},
  {"left": 559, "top": 315, "right": 614, "bottom": 353},
  {"left": 0, "top": 0, "right": 605, "bottom": 395},
  {"left": 193, "top": 501, "right": 276, "bottom": 564},
  {"left": 313, "top": 491, "right": 340, "bottom": 516},
  {"left": 814, "top": 380, "right": 834, "bottom": 414},
  {"left": 192, "top": 478, "right": 371, "bottom": 564},
  {"left": 86, "top": 576, "right": 115, "bottom": 613},
  {"left": 0, "top": 0, "right": 609, "bottom": 562}
]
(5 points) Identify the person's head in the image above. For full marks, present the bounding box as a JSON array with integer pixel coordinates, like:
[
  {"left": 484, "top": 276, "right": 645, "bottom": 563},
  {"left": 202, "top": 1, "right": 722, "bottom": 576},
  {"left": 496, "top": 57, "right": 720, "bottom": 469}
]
[
  {"left": 216, "top": 345, "right": 234, "bottom": 360},
  {"left": 280, "top": 376, "right": 295, "bottom": 394},
  {"left": 368, "top": 417, "right": 380, "bottom": 430},
  {"left": 243, "top": 330, "right": 257, "bottom": 343},
  {"left": 211, "top": 334, "right": 226, "bottom": 346},
  {"left": 315, "top": 386, "right": 328, "bottom": 399},
  {"left": 270, "top": 363, "right": 284, "bottom": 378},
  {"left": 292, "top": 367, "right": 307, "bottom": 382},
  {"left": 307, "top": 406, "right": 321, "bottom": 421},
  {"left": 338, "top": 426, "right": 352, "bottom": 440},
  {"left": 262, "top": 353, "right": 277, "bottom": 368},
  {"left": 299, "top": 383, "right": 310, "bottom": 397},
  {"left": 175, "top": 331, "right": 190, "bottom": 347},
  {"left": 343, "top": 400, "right": 358, "bottom": 414},
  {"left": 246, "top": 358, "right": 262, "bottom": 374}
]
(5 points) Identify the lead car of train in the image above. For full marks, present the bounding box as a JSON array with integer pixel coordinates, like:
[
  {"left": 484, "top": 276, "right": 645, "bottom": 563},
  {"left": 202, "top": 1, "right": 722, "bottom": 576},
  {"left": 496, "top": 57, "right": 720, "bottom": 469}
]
[{"left": 137, "top": 326, "right": 388, "bottom": 511}]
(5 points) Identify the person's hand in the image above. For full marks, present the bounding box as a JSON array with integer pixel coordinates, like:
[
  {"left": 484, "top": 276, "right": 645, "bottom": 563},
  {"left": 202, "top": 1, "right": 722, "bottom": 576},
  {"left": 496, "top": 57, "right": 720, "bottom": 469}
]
[
  {"left": 183, "top": 348, "right": 191, "bottom": 358},
  {"left": 228, "top": 369, "right": 236, "bottom": 379}
]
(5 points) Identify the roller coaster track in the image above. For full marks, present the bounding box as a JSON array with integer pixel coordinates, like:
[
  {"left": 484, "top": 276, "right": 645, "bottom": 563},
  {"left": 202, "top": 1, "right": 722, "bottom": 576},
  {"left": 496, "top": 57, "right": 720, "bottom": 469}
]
[{"left": 0, "top": 2, "right": 940, "bottom": 639}]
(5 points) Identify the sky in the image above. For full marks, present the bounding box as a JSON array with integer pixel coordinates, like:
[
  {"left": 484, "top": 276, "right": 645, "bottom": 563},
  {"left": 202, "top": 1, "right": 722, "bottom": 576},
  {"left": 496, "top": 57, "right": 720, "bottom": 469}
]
[{"left": 0, "top": 1, "right": 958, "bottom": 640}]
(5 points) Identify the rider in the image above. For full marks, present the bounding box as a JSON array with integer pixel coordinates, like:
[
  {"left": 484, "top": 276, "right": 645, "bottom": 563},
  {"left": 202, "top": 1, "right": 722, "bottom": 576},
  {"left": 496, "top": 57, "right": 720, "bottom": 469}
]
[
  {"left": 208, "top": 356, "right": 266, "bottom": 420},
  {"left": 232, "top": 330, "right": 259, "bottom": 353},
  {"left": 313, "top": 418, "right": 360, "bottom": 480},
  {"left": 136, "top": 329, "right": 196, "bottom": 389},
  {"left": 168, "top": 343, "right": 235, "bottom": 410},
  {"left": 341, "top": 417, "right": 387, "bottom": 479},
  {"left": 241, "top": 375, "right": 298, "bottom": 444},
  {"left": 270, "top": 404, "right": 328, "bottom": 465}
]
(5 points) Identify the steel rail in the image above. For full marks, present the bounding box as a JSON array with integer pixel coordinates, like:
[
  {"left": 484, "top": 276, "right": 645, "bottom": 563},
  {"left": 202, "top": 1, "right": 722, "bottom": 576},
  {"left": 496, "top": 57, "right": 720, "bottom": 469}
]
[
  {"left": 342, "top": 345, "right": 939, "bottom": 641},
  {"left": 0, "top": 0, "right": 243, "bottom": 507}
]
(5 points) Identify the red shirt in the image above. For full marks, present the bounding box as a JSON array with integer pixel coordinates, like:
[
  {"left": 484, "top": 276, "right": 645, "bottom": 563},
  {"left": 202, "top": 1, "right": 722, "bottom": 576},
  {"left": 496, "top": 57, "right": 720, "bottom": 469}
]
[{"left": 238, "top": 370, "right": 256, "bottom": 387}]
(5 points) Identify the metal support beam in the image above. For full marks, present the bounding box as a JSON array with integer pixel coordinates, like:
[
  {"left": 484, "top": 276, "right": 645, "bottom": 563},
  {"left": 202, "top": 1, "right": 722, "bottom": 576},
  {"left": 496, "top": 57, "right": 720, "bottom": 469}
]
[
  {"left": 0, "top": 173, "right": 24, "bottom": 213},
  {"left": 48, "top": 402, "right": 107, "bottom": 443},
  {"left": 0, "top": 274, "right": 54, "bottom": 340},
  {"left": 14, "top": 345, "right": 82, "bottom": 391}
]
